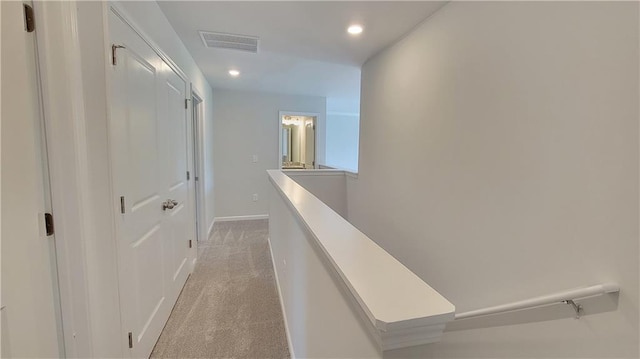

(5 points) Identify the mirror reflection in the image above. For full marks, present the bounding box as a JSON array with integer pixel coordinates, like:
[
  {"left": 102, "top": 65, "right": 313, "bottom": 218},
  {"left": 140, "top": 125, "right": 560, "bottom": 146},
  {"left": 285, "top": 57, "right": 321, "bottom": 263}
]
[{"left": 281, "top": 115, "right": 316, "bottom": 169}]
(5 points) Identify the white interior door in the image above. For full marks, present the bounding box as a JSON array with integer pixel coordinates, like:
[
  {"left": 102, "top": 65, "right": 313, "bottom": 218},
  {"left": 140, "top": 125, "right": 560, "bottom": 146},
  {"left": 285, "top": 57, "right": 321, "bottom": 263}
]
[
  {"left": 1, "top": 2, "right": 63, "bottom": 357},
  {"left": 110, "top": 10, "right": 191, "bottom": 358}
]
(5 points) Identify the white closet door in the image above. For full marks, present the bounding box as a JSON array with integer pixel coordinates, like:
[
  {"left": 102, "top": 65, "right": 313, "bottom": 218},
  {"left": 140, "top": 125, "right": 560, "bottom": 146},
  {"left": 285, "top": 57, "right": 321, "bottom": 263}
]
[{"left": 110, "top": 10, "right": 191, "bottom": 358}]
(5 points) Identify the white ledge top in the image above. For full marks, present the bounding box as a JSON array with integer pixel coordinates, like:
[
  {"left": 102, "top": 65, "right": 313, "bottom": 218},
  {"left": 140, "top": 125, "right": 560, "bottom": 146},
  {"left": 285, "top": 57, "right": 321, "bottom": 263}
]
[
  {"left": 283, "top": 168, "right": 358, "bottom": 178},
  {"left": 268, "top": 170, "right": 455, "bottom": 337}
]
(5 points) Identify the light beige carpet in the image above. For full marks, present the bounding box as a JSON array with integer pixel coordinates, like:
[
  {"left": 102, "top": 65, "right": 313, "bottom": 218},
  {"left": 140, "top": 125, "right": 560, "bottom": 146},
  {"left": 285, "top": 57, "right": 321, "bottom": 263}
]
[{"left": 150, "top": 219, "right": 290, "bottom": 359}]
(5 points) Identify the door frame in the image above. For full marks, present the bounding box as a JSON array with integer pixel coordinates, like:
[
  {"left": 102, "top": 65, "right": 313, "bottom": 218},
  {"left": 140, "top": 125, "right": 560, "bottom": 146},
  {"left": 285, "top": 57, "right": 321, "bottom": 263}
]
[
  {"left": 278, "top": 111, "right": 319, "bottom": 169},
  {"left": 191, "top": 87, "right": 206, "bottom": 246},
  {"left": 33, "top": 2, "right": 99, "bottom": 356}
]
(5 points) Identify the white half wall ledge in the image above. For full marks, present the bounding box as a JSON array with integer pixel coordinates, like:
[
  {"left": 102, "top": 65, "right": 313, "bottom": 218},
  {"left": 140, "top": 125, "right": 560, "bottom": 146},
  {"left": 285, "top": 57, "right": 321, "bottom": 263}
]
[
  {"left": 283, "top": 169, "right": 346, "bottom": 176},
  {"left": 285, "top": 168, "right": 359, "bottom": 180},
  {"left": 267, "top": 170, "right": 455, "bottom": 352},
  {"left": 315, "top": 165, "right": 360, "bottom": 176}
]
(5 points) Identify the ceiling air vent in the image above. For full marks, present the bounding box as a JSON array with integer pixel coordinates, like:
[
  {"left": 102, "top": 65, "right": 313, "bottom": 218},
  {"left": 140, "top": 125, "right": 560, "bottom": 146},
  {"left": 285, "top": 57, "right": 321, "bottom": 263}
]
[{"left": 199, "top": 31, "right": 259, "bottom": 53}]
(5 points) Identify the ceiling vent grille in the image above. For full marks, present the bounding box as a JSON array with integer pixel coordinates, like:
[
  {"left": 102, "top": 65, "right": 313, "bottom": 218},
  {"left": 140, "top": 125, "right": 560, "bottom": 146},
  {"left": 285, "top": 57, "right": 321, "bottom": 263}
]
[{"left": 199, "top": 31, "right": 259, "bottom": 53}]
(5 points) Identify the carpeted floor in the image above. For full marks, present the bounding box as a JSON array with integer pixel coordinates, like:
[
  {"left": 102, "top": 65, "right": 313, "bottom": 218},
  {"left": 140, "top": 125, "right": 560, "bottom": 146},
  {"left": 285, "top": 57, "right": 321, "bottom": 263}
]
[{"left": 150, "top": 219, "right": 290, "bottom": 359}]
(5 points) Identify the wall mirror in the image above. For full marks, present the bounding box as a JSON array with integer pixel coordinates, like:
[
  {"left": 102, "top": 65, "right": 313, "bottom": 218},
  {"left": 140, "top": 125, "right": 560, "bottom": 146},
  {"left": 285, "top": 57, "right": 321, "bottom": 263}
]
[{"left": 279, "top": 112, "right": 316, "bottom": 169}]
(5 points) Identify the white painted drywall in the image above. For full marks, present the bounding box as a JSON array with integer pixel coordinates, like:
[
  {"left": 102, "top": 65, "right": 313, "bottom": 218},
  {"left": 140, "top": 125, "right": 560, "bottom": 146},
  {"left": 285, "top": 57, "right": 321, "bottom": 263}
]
[
  {"left": 284, "top": 170, "right": 348, "bottom": 218},
  {"left": 114, "top": 0, "right": 216, "bottom": 238},
  {"left": 268, "top": 182, "right": 381, "bottom": 358},
  {"left": 212, "top": 89, "right": 326, "bottom": 217},
  {"left": 325, "top": 113, "right": 360, "bottom": 172},
  {"left": 327, "top": 97, "right": 360, "bottom": 114},
  {"left": 350, "top": 1, "right": 639, "bottom": 357},
  {"left": 1, "top": 2, "right": 61, "bottom": 357}
]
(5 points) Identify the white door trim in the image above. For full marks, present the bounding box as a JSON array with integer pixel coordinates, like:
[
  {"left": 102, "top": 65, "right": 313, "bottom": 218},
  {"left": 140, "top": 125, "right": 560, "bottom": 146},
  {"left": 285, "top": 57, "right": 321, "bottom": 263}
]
[
  {"left": 191, "top": 87, "right": 206, "bottom": 246},
  {"left": 33, "top": 2, "right": 97, "bottom": 357},
  {"left": 109, "top": 3, "right": 188, "bottom": 84}
]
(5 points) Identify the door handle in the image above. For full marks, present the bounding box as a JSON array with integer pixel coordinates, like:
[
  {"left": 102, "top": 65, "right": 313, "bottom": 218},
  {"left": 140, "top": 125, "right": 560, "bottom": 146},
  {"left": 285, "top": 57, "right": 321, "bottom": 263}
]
[{"left": 162, "top": 199, "right": 179, "bottom": 211}]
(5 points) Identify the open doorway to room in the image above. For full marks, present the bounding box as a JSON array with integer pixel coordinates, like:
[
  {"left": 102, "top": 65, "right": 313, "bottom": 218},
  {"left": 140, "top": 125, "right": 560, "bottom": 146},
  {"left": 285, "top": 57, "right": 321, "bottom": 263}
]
[{"left": 279, "top": 112, "right": 317, "bottom": 169}]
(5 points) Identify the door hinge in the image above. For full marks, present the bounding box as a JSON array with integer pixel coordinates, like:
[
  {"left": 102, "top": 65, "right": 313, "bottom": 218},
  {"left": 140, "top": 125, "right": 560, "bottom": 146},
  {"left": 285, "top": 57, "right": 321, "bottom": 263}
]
[
  {"left": 188, "top": 239, "right": 192, "bottom": 248},
  {"left": 186, "top": 171, "right": 190, "bottom": 181},
  {"left": 44, "top": 213, "right": 54, "bottom": 236},
  {"left": 185, "top": 99, "right": 189, "bottom": 109},
  {"left": 23, "top": 4, "right": 35, "bottom": 32},
  {"left": 111, "top": 44, "right": 125, "bottom": 66},
  {"left": 195, "top": 176, "right": 199, "bottom": 182},
  {"left": 120, "top": 196, "right": 126, "bottom": 214},
  {"left": 128, "top": 332, "right": 133, "bottom": 348}
]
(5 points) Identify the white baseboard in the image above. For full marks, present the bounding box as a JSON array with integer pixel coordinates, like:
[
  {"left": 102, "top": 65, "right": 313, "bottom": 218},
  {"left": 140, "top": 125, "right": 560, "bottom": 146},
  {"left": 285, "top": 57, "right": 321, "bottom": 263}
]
[
  {"left": 214, "top": 214, "right": 269, "bottom": 222},
  {"left": 267, "top": 237, "right": 295, "bottom": 359}
]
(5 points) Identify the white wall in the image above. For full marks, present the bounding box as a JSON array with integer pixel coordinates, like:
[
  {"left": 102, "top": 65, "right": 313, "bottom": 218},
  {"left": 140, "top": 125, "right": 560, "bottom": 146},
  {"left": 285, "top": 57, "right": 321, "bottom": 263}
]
[
  {"left": 325, "top": 113, "right": 360, "bottom": 172},
  {"left": 268, "top": 182, "right": 381, "bottom": 359},
  {"left": 350, "top": 2, "right": 639, "bottom": 357},
  {"left": 114, "top": 1, "right": 216, "bottom": 237},
  {"left": 212, "top": 89, "right": 326, "bottom": 218},
  {"left": 284, "top": 170, "right": 348, "bottom": 218},
  {"left": 325, "top": 97, "right": 360, "bottom": 172}
]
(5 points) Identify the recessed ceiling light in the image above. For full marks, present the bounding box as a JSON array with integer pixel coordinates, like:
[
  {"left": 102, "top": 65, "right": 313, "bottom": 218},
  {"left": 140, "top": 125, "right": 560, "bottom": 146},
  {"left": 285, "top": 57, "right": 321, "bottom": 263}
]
[
  {"left": 347, "top": 24, "right": 363, "bottom": 35},
  {"left": 228, "top": 69, "right": 240, "bottom": 77}
]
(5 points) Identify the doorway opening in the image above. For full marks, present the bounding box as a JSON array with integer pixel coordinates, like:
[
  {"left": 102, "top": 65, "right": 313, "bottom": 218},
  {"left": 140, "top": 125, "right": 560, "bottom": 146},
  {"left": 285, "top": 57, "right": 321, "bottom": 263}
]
[{"left": 279, "top": 112, "right": 317, "bottom": 169}]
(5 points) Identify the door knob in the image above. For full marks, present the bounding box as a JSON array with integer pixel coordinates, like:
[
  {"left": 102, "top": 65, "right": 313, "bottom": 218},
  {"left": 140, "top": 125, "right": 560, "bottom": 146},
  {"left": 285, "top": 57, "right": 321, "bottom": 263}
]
[{"left": 162, "top": 199, "right": 178, "bottom": 211}]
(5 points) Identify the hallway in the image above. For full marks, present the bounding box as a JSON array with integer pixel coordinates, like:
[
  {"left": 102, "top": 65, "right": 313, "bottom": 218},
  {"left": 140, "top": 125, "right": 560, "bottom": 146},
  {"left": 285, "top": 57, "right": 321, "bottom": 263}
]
[
  {"left": 3, "top": 1, "right": 638, "bottom": 357},
  {"left": 151, "top": 220, "right": 290, "bottom": 358}
]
